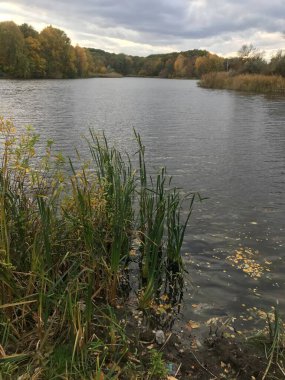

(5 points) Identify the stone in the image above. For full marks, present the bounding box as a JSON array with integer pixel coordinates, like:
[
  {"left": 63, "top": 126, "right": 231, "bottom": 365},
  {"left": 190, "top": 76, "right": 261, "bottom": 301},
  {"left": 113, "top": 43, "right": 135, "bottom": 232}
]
[{"left": 155, "top": 330, "right": 166, "bottom": 345}]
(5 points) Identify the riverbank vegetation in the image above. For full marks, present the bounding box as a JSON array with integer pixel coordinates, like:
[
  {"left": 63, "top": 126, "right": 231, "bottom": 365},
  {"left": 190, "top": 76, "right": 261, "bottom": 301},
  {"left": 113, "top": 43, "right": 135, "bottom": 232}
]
[
  {"left": 199, "top": 72, "right": 285, "bottom": 93},
  {"left": 0, "top": 117, "right": 196, "bottom": 378},
  {"left": 199, "top": 44, "right": 285, "bottom": 93},
  {"left": 1, "top": 118, "right": 285, "bottom": 378}
]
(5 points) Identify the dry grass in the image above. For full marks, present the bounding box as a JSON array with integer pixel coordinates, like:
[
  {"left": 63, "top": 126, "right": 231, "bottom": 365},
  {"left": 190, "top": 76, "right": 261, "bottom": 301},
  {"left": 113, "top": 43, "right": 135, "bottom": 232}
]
[{"left": 199, "top": 72, "right": 285, "bottom": 94}]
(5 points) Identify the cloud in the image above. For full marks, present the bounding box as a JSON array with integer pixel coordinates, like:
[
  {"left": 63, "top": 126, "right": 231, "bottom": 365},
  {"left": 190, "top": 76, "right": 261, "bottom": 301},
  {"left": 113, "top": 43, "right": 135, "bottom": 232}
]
[{"left": 0, "top": 0, "right": 284, "bottom": 56}]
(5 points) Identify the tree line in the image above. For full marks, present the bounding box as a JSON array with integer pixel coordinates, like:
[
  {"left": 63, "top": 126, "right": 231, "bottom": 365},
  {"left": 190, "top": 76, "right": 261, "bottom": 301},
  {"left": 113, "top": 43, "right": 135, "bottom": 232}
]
[
  {"left": 0, "top": 21, "right": 284, "bottom": 79},
  {"left": 0, "top": 21, "right": 93, "bottom": 78}
]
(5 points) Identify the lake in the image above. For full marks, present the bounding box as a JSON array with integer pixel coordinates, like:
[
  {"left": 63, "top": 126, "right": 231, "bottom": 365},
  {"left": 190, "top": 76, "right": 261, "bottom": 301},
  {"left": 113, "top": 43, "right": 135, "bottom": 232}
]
[{"left": 0, "top": 77, "right": 284, "bottom": 325}]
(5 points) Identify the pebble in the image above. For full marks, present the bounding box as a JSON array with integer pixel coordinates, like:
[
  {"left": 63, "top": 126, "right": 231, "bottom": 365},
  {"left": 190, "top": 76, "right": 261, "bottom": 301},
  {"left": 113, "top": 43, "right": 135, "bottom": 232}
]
[{"left": 155, "top": 330, "right": 166, "bottom": 345}]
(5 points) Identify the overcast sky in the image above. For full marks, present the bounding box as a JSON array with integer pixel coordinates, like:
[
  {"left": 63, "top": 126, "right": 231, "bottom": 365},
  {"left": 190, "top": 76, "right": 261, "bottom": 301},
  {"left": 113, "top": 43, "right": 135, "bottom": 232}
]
[{"left": 0, "top": 0, "right": 284, "bottom": 57}]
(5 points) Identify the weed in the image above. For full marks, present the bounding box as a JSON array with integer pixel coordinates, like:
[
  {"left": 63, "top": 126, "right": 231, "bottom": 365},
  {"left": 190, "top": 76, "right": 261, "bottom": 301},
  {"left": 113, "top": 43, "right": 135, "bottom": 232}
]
[{"left": 147, "top": 349, "right": 168, "bottom": 379}]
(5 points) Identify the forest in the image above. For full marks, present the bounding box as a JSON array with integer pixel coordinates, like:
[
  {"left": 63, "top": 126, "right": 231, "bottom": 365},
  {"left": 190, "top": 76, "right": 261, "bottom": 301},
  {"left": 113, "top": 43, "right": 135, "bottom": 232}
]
[{"left": 0, "top": 21, "right": 285, "bottom": 79}]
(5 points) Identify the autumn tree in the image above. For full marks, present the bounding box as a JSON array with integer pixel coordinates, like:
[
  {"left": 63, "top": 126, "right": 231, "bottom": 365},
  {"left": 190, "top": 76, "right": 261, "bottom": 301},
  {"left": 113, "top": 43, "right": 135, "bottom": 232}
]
[
  {"left": 24, "top": 36, "right": 46, "bottom": 78},
  {"left": 173, "top": 53, "right": 198, "bottom": 78},
  {"left": 195, "top": 53, "right": 224, "bottom": 77},
  {"left": 39, "top": 26, "right": 76, "bottom": 78},
  {"left": 18, "top": 24, "right": 45, "bottom": 78},
  {"left": 74, "top": 45, "right": 89, "bottom": 77},
  {"left": 0, "top": 21, "right": 229, "bottom": 80},
  {"left": 174, "top": 54, "right": 188, "bottom": 77}
]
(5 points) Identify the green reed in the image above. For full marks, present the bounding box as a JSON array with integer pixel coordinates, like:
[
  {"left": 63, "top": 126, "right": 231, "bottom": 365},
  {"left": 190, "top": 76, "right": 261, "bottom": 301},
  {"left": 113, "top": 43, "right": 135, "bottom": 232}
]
[
  {"left": 88, "top": 130, "right": 135, "bottom": 303},
  {"left": 134, "top": 131, "right": 196, "bottom": 307},
  {"left": 262, "top": 307, "right": 285, "bottom": 379},
  {"left": 248, "top": 307, "right": 285, "bottom": 379}
]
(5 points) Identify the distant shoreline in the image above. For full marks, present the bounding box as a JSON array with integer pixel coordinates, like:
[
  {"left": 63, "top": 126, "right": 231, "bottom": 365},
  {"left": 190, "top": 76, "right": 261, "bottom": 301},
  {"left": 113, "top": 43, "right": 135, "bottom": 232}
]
[{"left": 0, "top": 73, "right": 199, "bottom": 80}]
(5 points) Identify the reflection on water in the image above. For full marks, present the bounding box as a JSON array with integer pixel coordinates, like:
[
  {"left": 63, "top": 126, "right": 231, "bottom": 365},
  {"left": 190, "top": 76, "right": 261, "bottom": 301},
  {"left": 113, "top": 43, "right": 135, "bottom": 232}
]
[{"left": 0, "top": 78, "right": 284, "bottom": 321}]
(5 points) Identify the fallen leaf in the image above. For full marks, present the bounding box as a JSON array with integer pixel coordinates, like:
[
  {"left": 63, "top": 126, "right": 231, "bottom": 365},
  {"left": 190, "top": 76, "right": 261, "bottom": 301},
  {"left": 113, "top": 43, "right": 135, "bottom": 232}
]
[{"left": 186, "top": 320, "right": 200, "bottom": 330}]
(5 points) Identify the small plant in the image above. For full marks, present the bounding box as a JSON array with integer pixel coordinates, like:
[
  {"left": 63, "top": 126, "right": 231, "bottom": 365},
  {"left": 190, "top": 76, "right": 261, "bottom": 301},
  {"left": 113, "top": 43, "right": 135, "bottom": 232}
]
[{"left": 147, "top": 349, "right": 168, "bottom": 379}]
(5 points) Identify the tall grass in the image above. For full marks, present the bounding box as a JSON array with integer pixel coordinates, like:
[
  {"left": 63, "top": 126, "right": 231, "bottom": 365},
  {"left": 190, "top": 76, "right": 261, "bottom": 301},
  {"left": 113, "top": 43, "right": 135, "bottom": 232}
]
[
  {"left": 199, "top": 71, "right": 285, "bottom": 93},
  {"left": 0, "top": 118, "right": 196, "bottom": 378},
  {"left": 134, "top": 131, "right": 196, "bottom": 308},
  {"left": 248, "top": 307, "right": 285, "bottom": 379}
]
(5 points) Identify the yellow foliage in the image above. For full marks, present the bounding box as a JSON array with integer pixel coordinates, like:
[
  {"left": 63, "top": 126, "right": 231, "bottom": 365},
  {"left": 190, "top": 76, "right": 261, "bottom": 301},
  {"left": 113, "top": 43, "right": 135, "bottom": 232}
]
[{"left": 195, "top": 53, "right": 224, "bottom": 77}]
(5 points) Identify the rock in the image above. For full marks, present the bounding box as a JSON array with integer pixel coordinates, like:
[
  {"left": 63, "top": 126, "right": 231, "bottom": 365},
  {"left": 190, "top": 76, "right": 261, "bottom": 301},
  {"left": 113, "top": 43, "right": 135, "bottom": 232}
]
[{"left": 155, "top": 330, "right": 166, "bottom": 345}]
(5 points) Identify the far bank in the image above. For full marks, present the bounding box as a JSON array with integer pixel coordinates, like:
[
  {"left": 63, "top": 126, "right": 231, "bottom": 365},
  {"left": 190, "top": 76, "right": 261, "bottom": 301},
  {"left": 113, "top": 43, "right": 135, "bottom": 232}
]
[{"left": 199, "top": 72, "right": 285, "bottom": 94}]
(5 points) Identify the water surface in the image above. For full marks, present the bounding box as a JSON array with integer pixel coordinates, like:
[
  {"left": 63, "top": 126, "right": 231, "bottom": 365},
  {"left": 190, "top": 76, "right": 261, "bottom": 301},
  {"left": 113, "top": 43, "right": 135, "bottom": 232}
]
[{"left": 1, "top": 78, "right": 284, "bottom": 325}]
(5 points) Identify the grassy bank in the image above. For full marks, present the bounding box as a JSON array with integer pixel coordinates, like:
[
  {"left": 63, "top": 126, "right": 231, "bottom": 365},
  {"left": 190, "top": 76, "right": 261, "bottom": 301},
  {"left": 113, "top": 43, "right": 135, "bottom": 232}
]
[
  {"left": 0, "top": 118, "right": 196, "bottom": 378},
  {"left": 199, "top": 72, "right": 285, "bottom": 94}
]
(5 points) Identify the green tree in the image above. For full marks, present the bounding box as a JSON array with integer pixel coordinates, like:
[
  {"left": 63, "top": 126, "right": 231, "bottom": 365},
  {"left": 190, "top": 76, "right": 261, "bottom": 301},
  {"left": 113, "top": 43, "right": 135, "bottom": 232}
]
[
  {"left": 87, "top": 48, "right": 108, "bottom": 74},
  {"left": 269, "top": 50, "right": 285, "bottom": 77},
  {"left": 109, "top": 53, "right": 133, "bottom": 75},
  {"left": 19, "top": 23, "right": 39, "bottom": 39},
  {"left": 237, "top": 44, "right": 266, "bottom": 74},
  {"left": 139, "top": 57, "right": 163, "bottom": 76},
  {"left": 0, "top": 21, "right": 27, "bottom": 77}
]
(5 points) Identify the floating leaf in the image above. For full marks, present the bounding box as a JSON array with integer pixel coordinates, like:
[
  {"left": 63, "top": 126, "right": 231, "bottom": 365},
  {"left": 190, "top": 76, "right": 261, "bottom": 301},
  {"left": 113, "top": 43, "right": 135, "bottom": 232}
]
[{"left": 227, "top": 247, "right": 271, "bottom": 280}]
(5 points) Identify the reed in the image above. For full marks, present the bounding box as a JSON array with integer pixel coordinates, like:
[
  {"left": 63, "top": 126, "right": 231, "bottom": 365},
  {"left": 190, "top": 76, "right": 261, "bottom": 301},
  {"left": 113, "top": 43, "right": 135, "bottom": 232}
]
[
  {"left": 262, "top": 307, "right": 285, "bottom": 379},
  {"left": 134, "top": 132, "right": 197, "bottom": 308},
  {"left": 0, "top": 118, "right": 196, "bottom": 378},
  {"left": 199, "top": 72, "right": 285, "bottom": 93},
  {"left": 88, "top": 130, "right": 135, "bottom": 304},
  {"left": 247, "top": 307, "right": 285, "bottom": 379}
]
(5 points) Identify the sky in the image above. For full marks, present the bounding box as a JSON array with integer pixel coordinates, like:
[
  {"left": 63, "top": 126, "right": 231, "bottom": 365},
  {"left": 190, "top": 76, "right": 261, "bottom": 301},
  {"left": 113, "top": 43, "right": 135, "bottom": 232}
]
[{"left": 0, "top": 0, "right": 284, "bottom": 58}]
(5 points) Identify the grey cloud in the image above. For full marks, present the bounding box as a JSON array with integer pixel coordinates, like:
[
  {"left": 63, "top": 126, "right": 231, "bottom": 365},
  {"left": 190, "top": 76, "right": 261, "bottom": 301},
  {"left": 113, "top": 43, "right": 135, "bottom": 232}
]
[
  {"left": 12, "top": 0, "right": 284, "bottom": 35},
  {"left": 2, "top": 0, "right": 285, "bottom": 55}
]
